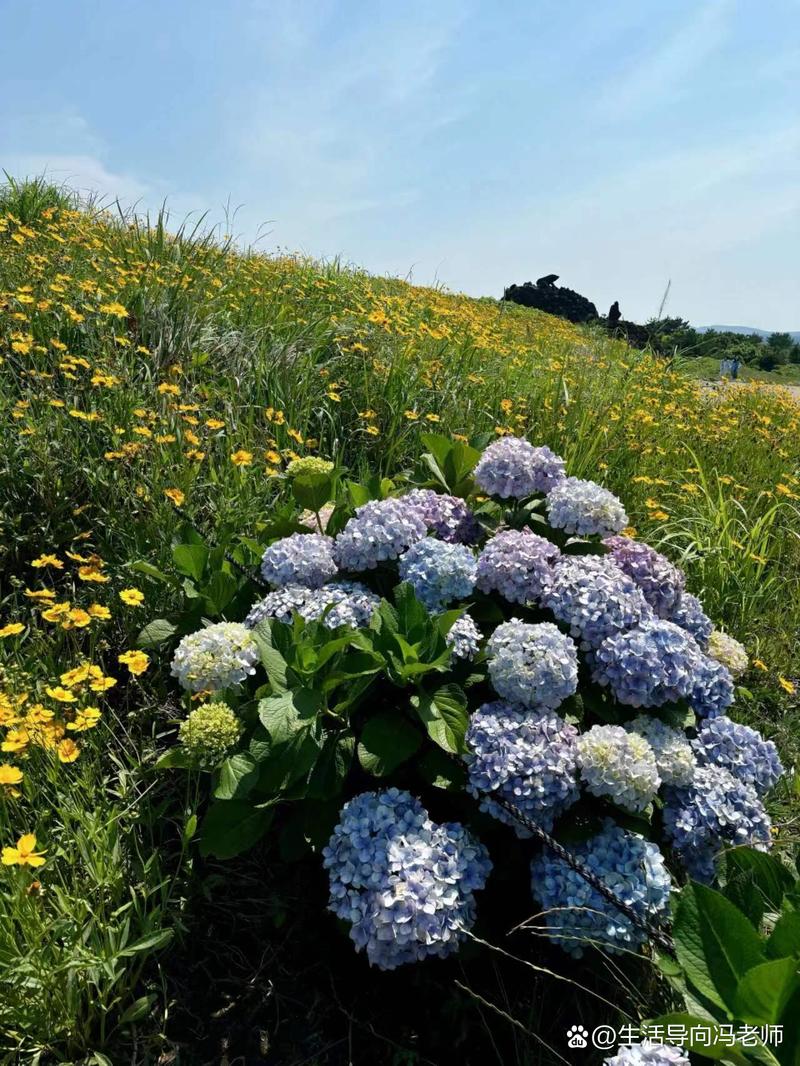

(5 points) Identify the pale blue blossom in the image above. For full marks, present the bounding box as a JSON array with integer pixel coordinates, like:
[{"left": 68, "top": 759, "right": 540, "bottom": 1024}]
[{"left": 486, "top": 620, "right": 578, "bottom": 710}]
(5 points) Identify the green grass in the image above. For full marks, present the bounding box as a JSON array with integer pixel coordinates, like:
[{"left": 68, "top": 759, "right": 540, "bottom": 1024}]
[
  {"left": 0, "top": 177, "right": 798, "bottom": 1062},
  {"left": 677, "top": 353, "right": 800, "bottom": 385}
]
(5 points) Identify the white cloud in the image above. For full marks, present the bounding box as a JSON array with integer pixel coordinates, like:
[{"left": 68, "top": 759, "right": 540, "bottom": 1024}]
[{"left": 0, "top": 152, "right": 152, "bottom": 206}]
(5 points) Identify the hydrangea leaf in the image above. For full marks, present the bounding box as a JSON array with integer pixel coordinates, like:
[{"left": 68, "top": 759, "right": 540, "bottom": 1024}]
[
  {"left": 766, "top": 913, "right": 800, "bottom": 960},
  {"left": 411, "top": 684, "right": 469, "bottom": 754},
  {"left": 198, "top": 799, "right": 273, "bottom": 859},
  {"left": 357, "top": 712, "right": 421, "bottom": 776},
  {"left": 674, "top": 882, "right": 766, "bottom": 1013},
  {"left": 172, "top": 543, "right": 209, "bottom": 582},
  {"left": 136, "top": 618, "right": 178, "bottom": 649},
  {"left": 214, "top": 753, "right": 259, "bottom": 800},
  {"left": 734, "top": 957, "right": 800, "bottom": 1024}
]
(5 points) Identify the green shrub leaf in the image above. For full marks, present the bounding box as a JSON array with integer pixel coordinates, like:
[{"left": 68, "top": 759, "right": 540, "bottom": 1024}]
[
  {"left": 198, "top": 799, "right": 273, "bottom": 858},
  {"left": 358, "top": 712, "right": 422, "bottom": 776}
]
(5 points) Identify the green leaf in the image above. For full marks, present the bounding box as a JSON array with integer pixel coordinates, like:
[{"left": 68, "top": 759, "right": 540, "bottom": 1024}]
[
  {"left": 418, "top": 747, "right": 467, "bottom": 790},
  {"left": 411, "top": 684, "right": 469, "bottom": 754},
  {"left": 136, "top": 618, "right": 178, "bottom": 649},
  {"left": 118, "top": 929, "right": 174, "bottom": 957},
  {"left": 183, "top": 813, "right": 198, "bottom": 842},
  {"left": 726, "top": 848, "right": 796, "bottom": 911},
  {"left": 256, "top": 727, "right": 320, "bottom": 795},
  {"left": 292, "top": 471, "right": 333, "bottom": 512},
  {"left": 199, "top": 799, "right": 273, "bottom": 858},
  {"left": 203, "top": 570, "right": 238, "bottom": 615},
  {"left": 735, "top": 957, "right": 800, "bottom": 1024},
  {"left": 346, "top": 480, "right": 371, "bottom": 508},
  {"left": 172, "top": 543, "right": 209, "bottom": 582},
  {"left": 306, "top": 733, "right": 355, "bottom": 799},
  {"left": 154, "top": 747, "right": 194, "bottom": 770},
  {"left": 674, "top": 882, "right": 766, "bottom": 1014},
  {"left": 724, "top": 871, "right": 765, "bottom": 929},
  {"left": 419, "top": 432, "right": 453, "bottom": 468},
  {"left": 118, "top": 993, "right": 156, "bottom": 1024},
  {"left": 357, "top": 712, "right": 422, "bottom": 776},
  {"left": 258, "top": 689, "right": 321, "bottom": 743},
  {"left": 130, "top": 560, "right": 176, "bottom": 585},
  {"left": 767, "top": 913, "right": 800, "bottom": 959},
  {"left": 250, "top": 621, "right": 289, "bottom": 691},
  {"left": 214, "top": 753, "right": 259, "bottom": 800}
]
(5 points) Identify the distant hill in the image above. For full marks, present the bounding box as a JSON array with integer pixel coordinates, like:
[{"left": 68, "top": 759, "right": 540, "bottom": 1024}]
[{"left": 698, "top": 325, "right": 800, "bottom": 341}]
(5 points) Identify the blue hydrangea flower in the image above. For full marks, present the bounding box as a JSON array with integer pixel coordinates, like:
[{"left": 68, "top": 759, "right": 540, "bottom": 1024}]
[
  {"left": 541, "top": 555, "right": 650, "bottom": 650},
  {"left": 476, "top": 529, "right": 560, "bottom": 605},
  {"left": 591, "top": 620, "right": 697, "bottom": 707},
  {"left": 626, "top": 715, "right": 696, "bottom": 786},
  {"left": 474, "top": 437, "right": 566, "bottom": 498},
  {"left": 688, "top": 653, "right": 735, "bottom": 719},
  {"left": 706, "top": 629, "right": 749, "bottom": 678},
  {"left": 669, "top": 592, "right": 713, "bottom": 648},
  {"left": 445, "top": 614, "right": 482, "bottom": 660},
  {"left": 465, "top": 701, "right": 579, "bottom": 835},
  {"left": 662, "top": 765, "right": 772, "bottom": 883},
  {"left": 605, "top": 1043, "right": 689, "bottom": 1066},
  {"left": 603, "top": 536, "right": 685, "bottom": 617},
  {"left": 405, "top": 489, "right": 480, "bottom": 544},
  {"left": 246, "top": 581, "right": 380, "bottom": 630},
  {"left": 694, "top": 716, "right": 783, "bottom": 796},
  {"left": 530, "top": 821, "right": 671, "bottom": 957},
  {"left": 546, "top": 478, "right": 629, "bottom": 537},
  {"left": 577, "top": 725, "right": 660, "bottom": 812},
  {"left": 486, "top": 620, "right": 578, "bottom": 710},
  {"left": 260, "top": 532, "right": 337, "bottom": 588},
  {"left": 334, "top": 497, "right": 428, "bottom": 571},
  {"left": 398, "top": 539, "right": 477, "bottom": 610},
  {"left": 322, "top": 789, "right": 492, "bottom": 970},
  {"left": 171, "top": 622, "right": 259, "bottom": 693}
]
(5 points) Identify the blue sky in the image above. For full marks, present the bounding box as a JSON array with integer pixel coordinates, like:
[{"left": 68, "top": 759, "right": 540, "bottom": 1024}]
[{"left": 2, "top": 0, "right": 798, "bottom": 328}]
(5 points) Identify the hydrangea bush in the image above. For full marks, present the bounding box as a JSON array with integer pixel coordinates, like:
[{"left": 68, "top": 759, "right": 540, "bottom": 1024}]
[{"left": 153, "top": 433, "right": 784, "bottom": 970}]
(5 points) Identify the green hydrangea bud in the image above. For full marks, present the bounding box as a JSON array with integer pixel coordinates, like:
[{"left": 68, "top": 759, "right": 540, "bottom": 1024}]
[
  {"left": 285, "top": 456, "right": 334, "bottom": 478},
  {"left": 178, "top": 701, "right": 242, "bottom": 769}
]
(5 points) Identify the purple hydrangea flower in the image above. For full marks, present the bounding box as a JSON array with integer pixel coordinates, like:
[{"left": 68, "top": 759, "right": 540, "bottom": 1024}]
[
  {"left": 605, "top": 1043, "right": 689, "bottom": 1066},
  {"left": 474, "top": 437, "right": 566, "bottom": 498},
  {"left": 592, "top": 620, "right": 697, "bottom": 708},
  {"left": 405, "top": 489, "right": 480, "bottom": 544},
  {"left": 693, "top": 716, "right": 783, "bottom": 796},
  {"left": 476, "top": 529, "right": 560, "bottom": 604},
  {"left": 398, "top": 538, "right": 477, "bottom": 611},
  {"left": 603, "top": 536, "right": 685, "bottom": 618},
  {"left": 541, "top": 555, "right": 650, "bottom": 650},
  {"left": 246, "top": 581, "right": 380, "bottom": 629},
  {"left": 669, "top": 592, "right": 713, "bottom": 648},
  {"left": 465, "top": 701, "right": 579, "bottom": 835},
  {"left": 546, "top": 478, "right": 629, "bottom": 537},
  {"left": 322, "top": 789, "right": 492, "bottom": 969},
  {"left": 445, "top": 614, "right": 482, "bottom": 660},
  {"left": 663, "top": 765, "right": 772, "bottom": 883},
  {"left": 531, "top": 821, "right": 671, "bottom": 957},
  {"left": 689, "top": 653, "right": 735, "bottom": 719},
  {"left": 334, "top": 497, "right": 427, "bottom": 571},
  {"left": 486, "top": 620, "right": 578, "bottom": 710},
  {"left": 260, "top": 532, "right": 337, "bottom": 588}
]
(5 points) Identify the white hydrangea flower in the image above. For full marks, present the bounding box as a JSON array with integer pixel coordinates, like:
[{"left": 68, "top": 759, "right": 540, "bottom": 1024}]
[
  {"left": 170, "top": 622, "right": 258, "bottom": 693},
  {"left": 577, "top": 724, "right": 660, "bottom": 813},
  {"left": 706, "top": 629, "right": 748, "bottom": 678},
  {"left": 626, "top": 715, "right": 696, "bottom": 786}
]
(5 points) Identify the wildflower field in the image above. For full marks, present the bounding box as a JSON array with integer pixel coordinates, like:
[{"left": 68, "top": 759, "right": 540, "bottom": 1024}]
[{"left": 1, "top": 178, "right": 799, "bottom": 1065}]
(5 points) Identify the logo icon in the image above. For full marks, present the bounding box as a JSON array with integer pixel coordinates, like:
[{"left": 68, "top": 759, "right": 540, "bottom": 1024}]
[{"left": 566, "top": 1025, "right": 589, "bottom": 1049}]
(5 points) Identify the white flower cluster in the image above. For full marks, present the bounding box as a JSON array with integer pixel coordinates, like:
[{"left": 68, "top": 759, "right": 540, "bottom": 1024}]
[
  {"left": 706, "top": 629, "right": 749, "bottom": 678},
  {"left": 626, "top": 715, "right": 696, "bottom": 786},
  {"left": 577, "top": 724, "right": 660, "bottom": 813},
  {"left": 171, "top": 622, "right": 258, "bottom": 693}
]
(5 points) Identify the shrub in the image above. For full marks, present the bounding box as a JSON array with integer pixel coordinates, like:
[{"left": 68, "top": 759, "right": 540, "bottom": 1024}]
[{"left": 149, "top": 434, "right": 786, "bottom": 970}]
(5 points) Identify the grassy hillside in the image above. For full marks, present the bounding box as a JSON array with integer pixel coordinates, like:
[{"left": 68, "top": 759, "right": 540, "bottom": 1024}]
[{"left": 1, "top": 178, "right": 799, "bottom": 1062}]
